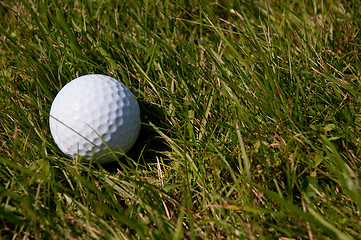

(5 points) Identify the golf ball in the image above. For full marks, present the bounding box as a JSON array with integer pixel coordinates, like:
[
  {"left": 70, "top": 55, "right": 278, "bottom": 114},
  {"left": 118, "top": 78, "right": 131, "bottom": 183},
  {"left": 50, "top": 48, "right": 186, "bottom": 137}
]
[{"left": 49, "top": 74, "right": 141, "bottom": 163}]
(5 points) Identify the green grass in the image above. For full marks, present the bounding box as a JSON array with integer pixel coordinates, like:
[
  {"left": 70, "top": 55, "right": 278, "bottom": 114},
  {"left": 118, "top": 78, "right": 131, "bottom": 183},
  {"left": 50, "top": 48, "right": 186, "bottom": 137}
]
[{"left": 1, "top": 0, "right": 361, "bottom": 239}]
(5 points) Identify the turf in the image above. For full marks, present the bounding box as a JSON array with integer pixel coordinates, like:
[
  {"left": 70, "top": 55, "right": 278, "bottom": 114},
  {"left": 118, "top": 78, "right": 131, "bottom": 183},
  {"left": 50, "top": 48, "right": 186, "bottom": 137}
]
[{"left": 1, "top": 0, "right": 361, "bottom": 239}]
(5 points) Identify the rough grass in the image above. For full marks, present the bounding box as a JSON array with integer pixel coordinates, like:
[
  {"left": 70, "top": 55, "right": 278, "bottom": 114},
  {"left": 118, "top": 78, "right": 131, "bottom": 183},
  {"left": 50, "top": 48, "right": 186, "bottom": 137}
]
[{"left": 1, "top": 0, "right": 361, "bottom": 239}]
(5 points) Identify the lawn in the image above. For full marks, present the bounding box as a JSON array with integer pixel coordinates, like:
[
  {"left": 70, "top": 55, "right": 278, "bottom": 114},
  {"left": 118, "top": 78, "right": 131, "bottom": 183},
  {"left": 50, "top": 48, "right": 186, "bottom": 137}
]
[{"left": 1, "top": 0, "right": 361, "bottom": 239}]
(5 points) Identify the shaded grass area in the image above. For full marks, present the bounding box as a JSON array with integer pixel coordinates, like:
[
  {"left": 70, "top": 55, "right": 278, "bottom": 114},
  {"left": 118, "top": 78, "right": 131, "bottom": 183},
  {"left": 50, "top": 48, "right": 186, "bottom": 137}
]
[{"left": 1, "top": 0, "right": 361, "bottom": 239}]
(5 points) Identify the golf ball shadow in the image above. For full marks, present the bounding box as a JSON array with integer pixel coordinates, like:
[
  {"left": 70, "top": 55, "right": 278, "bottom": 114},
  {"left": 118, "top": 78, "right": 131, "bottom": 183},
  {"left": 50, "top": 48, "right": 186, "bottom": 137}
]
[{"left": 101, "top": 99, "right": 169, "bottom": 171}]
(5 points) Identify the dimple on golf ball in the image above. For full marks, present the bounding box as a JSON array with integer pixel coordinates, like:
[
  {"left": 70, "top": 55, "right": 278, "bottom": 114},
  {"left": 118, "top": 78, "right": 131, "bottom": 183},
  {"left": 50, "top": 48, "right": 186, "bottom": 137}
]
[{"left": 49, "top": 74, "right": 141, "bottom": 163}]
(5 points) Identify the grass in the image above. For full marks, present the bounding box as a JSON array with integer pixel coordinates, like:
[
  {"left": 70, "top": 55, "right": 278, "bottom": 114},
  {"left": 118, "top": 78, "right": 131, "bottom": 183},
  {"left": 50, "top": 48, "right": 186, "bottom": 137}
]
[{"left": 1, "top": 0, "right": 361, "bottom": 239}]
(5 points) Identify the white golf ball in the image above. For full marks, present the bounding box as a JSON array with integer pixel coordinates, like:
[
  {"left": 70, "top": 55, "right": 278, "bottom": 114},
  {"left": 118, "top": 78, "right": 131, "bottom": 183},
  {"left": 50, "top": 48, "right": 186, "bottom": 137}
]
[{"left": 49, "top": 74, "right": 141, "bottom": 163}]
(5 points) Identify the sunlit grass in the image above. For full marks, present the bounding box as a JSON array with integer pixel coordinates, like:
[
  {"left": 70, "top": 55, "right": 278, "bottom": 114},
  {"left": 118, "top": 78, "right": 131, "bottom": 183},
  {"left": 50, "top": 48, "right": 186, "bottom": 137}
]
[{"left": 1, "top": 0, "right": 361, "bottom": 239}]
